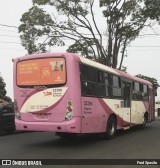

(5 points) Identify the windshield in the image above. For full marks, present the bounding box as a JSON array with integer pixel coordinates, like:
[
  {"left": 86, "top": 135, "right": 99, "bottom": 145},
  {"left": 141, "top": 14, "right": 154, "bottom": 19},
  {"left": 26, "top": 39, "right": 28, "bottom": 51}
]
[{"left": 17, "top": 57, "right": 66, "bottom": 87}]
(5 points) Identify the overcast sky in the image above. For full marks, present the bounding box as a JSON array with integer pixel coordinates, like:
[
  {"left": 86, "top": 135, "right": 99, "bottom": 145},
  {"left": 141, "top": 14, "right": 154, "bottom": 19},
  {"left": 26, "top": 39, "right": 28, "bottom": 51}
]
[{"left": 0, "top": 0, "right": 160, "bottom": 101}]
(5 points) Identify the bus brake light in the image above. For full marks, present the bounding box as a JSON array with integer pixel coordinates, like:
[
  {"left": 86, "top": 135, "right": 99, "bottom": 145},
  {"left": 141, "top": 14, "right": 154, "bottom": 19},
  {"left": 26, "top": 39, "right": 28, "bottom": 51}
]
[
  {"left": 65, "top": 99, "right": 73, "bottom": 120},
  {"left": 67, "top": 106, "right": 72, "bottom": 112},
  {"left": 14, "top": 99, "right": 21, "bottom": 120}
]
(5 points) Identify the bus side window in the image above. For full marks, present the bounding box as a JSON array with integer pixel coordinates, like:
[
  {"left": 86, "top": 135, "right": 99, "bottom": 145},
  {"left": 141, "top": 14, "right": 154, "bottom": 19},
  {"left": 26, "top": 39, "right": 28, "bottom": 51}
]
[
  {"left": 104, "top": 73, "right": 112, "bottom": 97},
  {"left": 104, "top": 73, "right": 109, "bottom": 85},
  {"left": 113, "top": 76, "right": 121, "bottom": 87},
  {"left": 96, "top": 84, "right": 106, "bottom": 97},
  {"left": 132, "top": 82, "right": 148, "bottom": 101},
  {"left": 80, "top": 64, "right": 97, "bottom": 82},
  {"left": 98, "top": 71, "right": 104, "bottom": 84},
  {"left": 80, "top": 64, "right": 88, "bottom": 81},
  {"left": 80, "top": 64, "right": 97, "bottom": 97},
  {"left": 143, "top": 85, "right": 148, "bottom": 93},
  {"left": 82, "top": 82, "right": 96, "bottom": 96},
  {"left": 96, "top": 71, "right": 106, "bottom": 97},
  {"left": 122, "top": 82, "right": 131, "bottom": 107},
  {"left": 133, "top": 82, "right": 140, "bottom": 100},
  {"left": 112, "top": 76, "right": 122, "bottom": 98},
  {"left": 142, "top": 85, "right": 148, "bottom": 101},
  {"left": 87, "top": 68, "right": 97, "bottom": 83},
  {"left": 104, "top": 73, "right": 112, "bottom": 85}
]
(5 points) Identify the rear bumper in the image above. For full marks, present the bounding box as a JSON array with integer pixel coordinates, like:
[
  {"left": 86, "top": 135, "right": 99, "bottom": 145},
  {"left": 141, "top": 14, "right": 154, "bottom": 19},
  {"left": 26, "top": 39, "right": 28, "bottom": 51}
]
[{"left": 15, "top": 117, "right": 81, "bottom": 133}]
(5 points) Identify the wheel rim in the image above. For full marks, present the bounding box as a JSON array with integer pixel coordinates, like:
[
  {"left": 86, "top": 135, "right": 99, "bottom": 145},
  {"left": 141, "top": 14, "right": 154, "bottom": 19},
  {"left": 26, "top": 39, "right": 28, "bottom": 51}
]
[
  {"left": 143, "top": 117, "right": 146, "bottom": 126},
  {"left": 108, "top": 122, "right": 115, "bottom": 135}
]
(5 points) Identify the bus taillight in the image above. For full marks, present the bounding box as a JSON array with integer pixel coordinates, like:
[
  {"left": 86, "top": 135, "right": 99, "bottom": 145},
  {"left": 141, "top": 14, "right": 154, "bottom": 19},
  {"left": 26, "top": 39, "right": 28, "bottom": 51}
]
[
  {"left": 68, "top": 100, "right": 72, "bottom": 106},
  {"left": 65, "top": 99, "right": 73, "bottom": 120},
  {"left": 14, "top": 99, "right": 21, "bottom": 120},
  {"left": 67, "top": 106, "right": 73, "bottom": 112}
]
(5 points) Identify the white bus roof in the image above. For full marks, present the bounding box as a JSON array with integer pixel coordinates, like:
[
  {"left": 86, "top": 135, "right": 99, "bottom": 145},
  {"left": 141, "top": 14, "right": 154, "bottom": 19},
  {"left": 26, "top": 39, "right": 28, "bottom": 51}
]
[{"left": 79, "top": 56, "right": 119, "bottom": 75}]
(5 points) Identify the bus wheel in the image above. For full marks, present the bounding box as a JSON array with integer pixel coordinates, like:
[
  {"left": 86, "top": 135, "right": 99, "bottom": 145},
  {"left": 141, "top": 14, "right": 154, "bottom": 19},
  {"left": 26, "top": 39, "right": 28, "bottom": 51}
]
[
  {"left": 56, "top": 132, "right": 77, "bottom": 139},
  {"left": 141, "top": 114, "right": 148, "bottom": 128},
  {"left": 103, "top": 116, "right": 117, "bottom": 139}
]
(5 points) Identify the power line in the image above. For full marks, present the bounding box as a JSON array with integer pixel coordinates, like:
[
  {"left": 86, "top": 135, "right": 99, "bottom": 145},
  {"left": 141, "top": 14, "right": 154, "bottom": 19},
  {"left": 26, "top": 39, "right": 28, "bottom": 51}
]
[
  {"left": 0, "top": 28, "right": 18, "bottom": 33},
  {"left": 0, "top": 24, "right": 18, "bottom": 29},
  {"left": 1, "top": 22, "right": 160, "bottom": 37},
  {"left": 139, "top": 33, "right": 160, "bottom": 36},
  {"left": 0, "top": 47, "right": 23, "bottom": 50},
  {"left": 129, "top": 46, "right": 160, "bottom": 48},
  {"left": 0, "top": 41, "right": 21, "bottom": 44},
  {"left": 0, "top": 35, "right": 19, "bottom": 38},
  {"left": 127, "top": 49, "right": 160, "bottom": 51}
]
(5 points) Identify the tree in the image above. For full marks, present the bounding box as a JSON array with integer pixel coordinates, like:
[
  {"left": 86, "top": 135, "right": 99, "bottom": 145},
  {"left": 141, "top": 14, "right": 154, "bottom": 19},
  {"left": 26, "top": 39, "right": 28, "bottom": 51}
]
[
  {"left": 19, "top": 0, "right": 106, "bottom": 62},
  {"left": 143, "top": 0, "right": 160, "bottom": 21},
  {"left": 100, "top": 0, "right": 148, "bottom": 68},
  {"left": 19, "top": 0, "right": 148, "bottom": 68},
  {"left": 0, "top": 76, "right": 12, "bottom": 102}
]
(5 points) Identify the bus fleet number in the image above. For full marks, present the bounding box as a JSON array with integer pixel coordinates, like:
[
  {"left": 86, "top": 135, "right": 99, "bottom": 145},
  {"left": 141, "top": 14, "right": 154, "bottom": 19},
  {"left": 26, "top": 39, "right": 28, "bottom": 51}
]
[{"left": 84, "top": 101, "right": 92, "bottom": 106}]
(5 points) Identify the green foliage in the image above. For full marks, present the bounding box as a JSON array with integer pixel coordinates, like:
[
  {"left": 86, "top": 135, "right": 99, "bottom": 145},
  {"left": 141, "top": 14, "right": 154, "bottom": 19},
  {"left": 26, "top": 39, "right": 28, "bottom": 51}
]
[
  {"left": 19, "top": 0, "right": 160, "bottom": 68},
  {"left": 0, "top": 77, "right": 6, "bottom": 97},
  {"left": 19, "top": 0, "right": 105, "bottom": 61},
  {"left": 120, "top": 66, "right": 127, "bottom": 73},
  {"left": 19, "top": 5, "right": 64, "bottom": 54},
  {"left": 67, "top": 39, "right": 95, "bottom": 58},
  {"left": 143, "top": 0, "right": 160, "bottom": 21},
  {"left": 0, "top": 77, "right": 12, "bottom": 102},
  {"left": 100, "top": 0, "right": 147, "bottom": 68}
]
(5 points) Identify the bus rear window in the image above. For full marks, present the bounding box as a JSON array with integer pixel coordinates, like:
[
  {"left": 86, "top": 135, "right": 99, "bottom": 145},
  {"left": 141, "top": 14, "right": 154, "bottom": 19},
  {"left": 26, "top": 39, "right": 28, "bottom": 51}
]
[{"left": 17, "top": 57, "right": 66, "bottom": 87}]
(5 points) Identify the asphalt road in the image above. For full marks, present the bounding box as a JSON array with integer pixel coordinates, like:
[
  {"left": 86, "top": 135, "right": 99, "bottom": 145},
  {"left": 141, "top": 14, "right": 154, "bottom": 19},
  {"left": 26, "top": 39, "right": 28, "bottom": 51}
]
[{"left": 0, "top": 117, "right": 160, "bottom": 168}]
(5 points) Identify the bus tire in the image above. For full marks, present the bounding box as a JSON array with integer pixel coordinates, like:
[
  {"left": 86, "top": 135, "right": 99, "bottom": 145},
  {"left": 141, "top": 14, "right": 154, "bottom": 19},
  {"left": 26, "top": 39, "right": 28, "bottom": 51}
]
[
  {"left": 141, "top": 113, "right": 148, "bottom": 128},
  {"left": 101, "top": 116, "right": 117, "bottom": 139}
]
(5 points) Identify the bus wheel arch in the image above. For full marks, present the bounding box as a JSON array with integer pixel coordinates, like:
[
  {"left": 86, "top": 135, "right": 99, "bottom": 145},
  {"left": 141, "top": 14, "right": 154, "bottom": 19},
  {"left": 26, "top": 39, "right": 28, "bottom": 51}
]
[{"left": 103, "top": 114, "right": 117, "bottom": 139}]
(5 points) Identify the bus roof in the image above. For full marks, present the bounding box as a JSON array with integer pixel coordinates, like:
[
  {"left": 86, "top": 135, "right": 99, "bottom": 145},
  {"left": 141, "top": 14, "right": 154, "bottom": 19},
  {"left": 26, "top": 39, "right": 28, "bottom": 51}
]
[
  {"left": 14, "top": 52, "right": 152, "bottom": 86},
  {"left": 79, "top": 56, "right": 119, "bottom": 75},
  {"left": 79, "top": 56, "right": 152, "bottom": 86},
  {"left": 115, "top": 69, "right": 152, "bottom": 86}
]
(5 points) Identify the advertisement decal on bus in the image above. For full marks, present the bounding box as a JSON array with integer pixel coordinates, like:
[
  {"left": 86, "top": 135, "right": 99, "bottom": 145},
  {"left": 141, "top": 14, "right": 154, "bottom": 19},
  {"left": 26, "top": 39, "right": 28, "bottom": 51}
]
[
  {"left": 20, "top": 87, "right": 68, "bottom": 113},
  {"left": 17, "top": 57, "right": 66, "bottom": 86}
]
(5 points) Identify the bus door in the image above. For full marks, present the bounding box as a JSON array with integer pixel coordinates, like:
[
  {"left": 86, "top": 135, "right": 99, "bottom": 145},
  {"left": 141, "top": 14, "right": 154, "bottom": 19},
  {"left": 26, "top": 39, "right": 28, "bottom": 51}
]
[{"left": 121, "top": 81, "right": 131, "bottom": 127}]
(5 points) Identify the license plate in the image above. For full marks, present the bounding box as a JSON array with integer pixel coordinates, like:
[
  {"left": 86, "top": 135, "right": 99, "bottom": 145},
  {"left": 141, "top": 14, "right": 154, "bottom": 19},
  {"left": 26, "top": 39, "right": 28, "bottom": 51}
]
[{"left": 36, "top": 113, "right": 48, "bottom": 119}]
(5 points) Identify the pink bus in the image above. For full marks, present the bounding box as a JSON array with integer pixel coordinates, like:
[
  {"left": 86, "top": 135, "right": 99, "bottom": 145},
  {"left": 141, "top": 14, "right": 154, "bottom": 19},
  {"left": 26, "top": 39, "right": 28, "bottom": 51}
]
[{"left": 13, "top": 52, "right": 155, "bottom": 139}]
